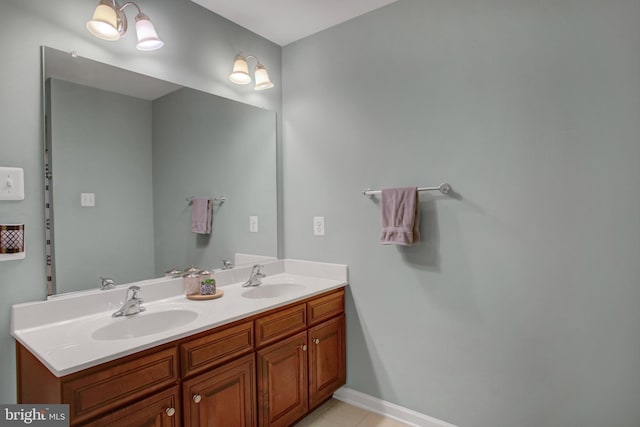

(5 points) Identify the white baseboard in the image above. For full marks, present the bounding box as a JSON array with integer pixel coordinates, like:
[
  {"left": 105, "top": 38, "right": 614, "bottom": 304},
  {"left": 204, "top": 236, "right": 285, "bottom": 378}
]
[{"left": 332, "top": 387, "right": 459, "bottom": 427}]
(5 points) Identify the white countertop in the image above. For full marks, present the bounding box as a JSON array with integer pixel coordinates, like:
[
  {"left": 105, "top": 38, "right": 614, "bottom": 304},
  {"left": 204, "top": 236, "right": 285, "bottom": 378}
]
[{"left": 12, "top": 259, "right": 348, "bottom": 377}]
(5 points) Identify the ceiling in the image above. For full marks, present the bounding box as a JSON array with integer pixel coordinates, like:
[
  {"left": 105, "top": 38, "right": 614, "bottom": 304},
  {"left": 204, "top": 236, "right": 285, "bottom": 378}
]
[{"left": 190, "top": 0, "right": 400, "bottom": 46}]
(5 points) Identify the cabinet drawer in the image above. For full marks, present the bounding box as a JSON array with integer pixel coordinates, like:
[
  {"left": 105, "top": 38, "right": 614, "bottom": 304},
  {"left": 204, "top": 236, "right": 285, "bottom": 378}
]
[
  {"left": 181, "top": 321, "right": 254, "bottom": 377},
  {"left": 307, "top": 289, "right": 344, "bottom": 326},
  {"left": 82, "top": 385, "right": 180, "bottom": 427},
  {"left": 255, "top": 303, "right": 307, "bottom": 348},
  {"left": 63, "top": 346, "right": 178, "bottom": 425}
]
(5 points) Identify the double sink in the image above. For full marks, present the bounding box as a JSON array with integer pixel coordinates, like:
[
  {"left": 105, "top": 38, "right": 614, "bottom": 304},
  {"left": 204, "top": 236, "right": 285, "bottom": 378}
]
[
  {"left": 12, "top": 259, "right": 347, "bottom": 377},
  {"left": 92, "top": 280, "right": 305, "bottom": 341}
]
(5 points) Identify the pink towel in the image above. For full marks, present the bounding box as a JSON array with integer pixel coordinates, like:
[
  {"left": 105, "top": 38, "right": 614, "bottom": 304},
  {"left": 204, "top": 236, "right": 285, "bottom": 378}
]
[
  {"left": 191, "top": 197, "right": 212, "bottom": 234},
  {"left": 380, "top": 187, "right": 420, "bottom": 245}
]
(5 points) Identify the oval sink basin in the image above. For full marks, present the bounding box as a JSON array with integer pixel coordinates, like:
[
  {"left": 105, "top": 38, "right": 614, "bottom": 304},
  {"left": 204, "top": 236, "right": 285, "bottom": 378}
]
[
  {"left": 242, "top": 283, "right": 305, "bottom": 299},
  {"left": 92, "top": 310, "right": 198, "bottom": 341}
]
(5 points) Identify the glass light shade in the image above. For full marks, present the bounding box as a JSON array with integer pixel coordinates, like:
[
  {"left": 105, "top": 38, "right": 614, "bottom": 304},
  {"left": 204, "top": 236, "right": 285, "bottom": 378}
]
[
  {"left": 254, "top": 64, "right": 274, "bottom": 90},
  {"left": 135, "top": 16, "right": 164, "bottom": 51},
  {"left": 86, "top": 3, "right": 120, "bottom": 41},
  {"left": 229, "top": 56, "right": 251, "bottom": 85}
]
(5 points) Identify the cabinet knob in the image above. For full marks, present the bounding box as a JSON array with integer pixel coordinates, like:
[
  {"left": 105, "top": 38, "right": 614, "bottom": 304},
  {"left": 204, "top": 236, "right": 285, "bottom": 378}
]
[
  {"left": 193, "top": 394, "right": 202, "bottom": 404},
  {"left": 301, "top": 344, "right": 307, "bottom": 351},
  {"left": 165, "top": 407, "right": 176, "bottom": 417},
  {"left": 314, "top": 338, "right": 320, "bottom": 344}
]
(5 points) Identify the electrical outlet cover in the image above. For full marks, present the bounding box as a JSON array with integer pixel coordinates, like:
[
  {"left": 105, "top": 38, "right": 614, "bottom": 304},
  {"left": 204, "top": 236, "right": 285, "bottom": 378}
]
[
  {"left": 81, "top": 193, "right": 95, "bottom": 207},
  {"left": 249, "top": 216, "right": 259, "bottom": 233},
  {"left": 313, "top": 216, "right": 325, "bottom": 236}
]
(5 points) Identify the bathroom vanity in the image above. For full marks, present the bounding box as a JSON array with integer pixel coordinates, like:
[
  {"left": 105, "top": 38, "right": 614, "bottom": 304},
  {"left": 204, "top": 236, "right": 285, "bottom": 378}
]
[{"left": 13, "top": 260, "right": 347, "bottom": 426}]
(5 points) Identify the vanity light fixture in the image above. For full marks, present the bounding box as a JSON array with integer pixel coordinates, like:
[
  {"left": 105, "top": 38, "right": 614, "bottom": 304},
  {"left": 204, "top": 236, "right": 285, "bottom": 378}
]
[
  {"left": 86, "top": 0, "right": 164, "bottom": 51},
  {"left": 229, "top": 54, "right": 274, "bottom": 90}
]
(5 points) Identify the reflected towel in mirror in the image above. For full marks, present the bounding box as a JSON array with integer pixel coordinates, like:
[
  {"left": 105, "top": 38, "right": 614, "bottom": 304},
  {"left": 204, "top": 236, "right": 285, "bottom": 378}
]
[{"left": 191, "top": 197, "right": 212, "bottom": 234}]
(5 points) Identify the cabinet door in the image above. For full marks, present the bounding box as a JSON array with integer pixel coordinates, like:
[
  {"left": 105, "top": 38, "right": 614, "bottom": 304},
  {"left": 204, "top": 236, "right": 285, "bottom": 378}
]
[
  {"left": 183, "top": 353, "right": 256, "bottom": 427},
  {"left": 257, "top": 331, "right": 308, "bottom": 427},
  {"left": 82, "top": 386, "right": 180, "bottom": 427},
  {"left": 308, "top": 314, "right": 346, "bottom": 409}
]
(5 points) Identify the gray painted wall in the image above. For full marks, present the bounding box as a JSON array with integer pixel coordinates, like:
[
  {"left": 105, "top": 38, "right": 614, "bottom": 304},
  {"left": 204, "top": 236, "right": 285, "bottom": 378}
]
[
  {"left": 152, "top": 87, "right": 277, "bottom": 274},
  {"left": 282, "top": 0, "right": 640, "bottom": 426},
  {"left": 50, "top": 79, "right": 155, "bottom": 293},
  {"left": 0, "top": 0, "right": 280, "bottom": 404},
  {"left": 3, "top": 0, "right": 640, "bottom": 425}
]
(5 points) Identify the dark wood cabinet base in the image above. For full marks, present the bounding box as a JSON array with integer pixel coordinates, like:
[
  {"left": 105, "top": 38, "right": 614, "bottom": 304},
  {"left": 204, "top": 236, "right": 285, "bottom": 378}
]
[{"left": 17, "top": 287, "right": 346, "bottom": 427}]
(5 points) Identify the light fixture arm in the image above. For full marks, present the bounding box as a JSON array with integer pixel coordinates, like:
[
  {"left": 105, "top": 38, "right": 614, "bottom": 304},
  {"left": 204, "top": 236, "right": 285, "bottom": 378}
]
[
  {"left": 113, "top": 1, "right": 146, "bottom": 35},
  {"left": 119, "top": 1, "right": 143, "bottom": 15},
  {"left": 244, "top": 55, "right": 261, "bottom": 66},
  {"left": 238, "top": 54, "right": 266, "bottom": 68}
]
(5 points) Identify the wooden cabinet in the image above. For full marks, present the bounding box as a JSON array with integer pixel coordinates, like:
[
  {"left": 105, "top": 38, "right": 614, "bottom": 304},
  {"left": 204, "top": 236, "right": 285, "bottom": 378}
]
[
  {"left": 257, "top": 331, "right": 309, "bottom": 427},
  {"left": 308, "top": 314, "right": 346, "bottom": 409},
  {"left": 82, "top": 386, "right": 180, "bottom": 427},
  {"left": 17, "top": 287, "right": 345, "bottom": 427},
  {"left": 255, "top": 303, "right": 307, "bottom": 348},
  {"left": 16, "top": 342, "right": 180, "bottom": 426},
  {"left": 183, "top": 353, "right": 255, "bottom": 427},
  {"left": 307, "top": 291, "right": 344, "bottom": 326},
  {"left": 257, "top": 290, "right": 346, "bottom": 426},
  {"left": 62, "top": 346, "right": 179, "bottom": 425},
  {"left": 180, "top": 321, "right": 254, "bottom": 378}
]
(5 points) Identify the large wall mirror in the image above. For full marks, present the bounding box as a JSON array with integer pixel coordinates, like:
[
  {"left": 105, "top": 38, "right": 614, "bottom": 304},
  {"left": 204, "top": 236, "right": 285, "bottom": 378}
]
[{"left": 43, "top": 46, "right": 277, "bottom": 296}]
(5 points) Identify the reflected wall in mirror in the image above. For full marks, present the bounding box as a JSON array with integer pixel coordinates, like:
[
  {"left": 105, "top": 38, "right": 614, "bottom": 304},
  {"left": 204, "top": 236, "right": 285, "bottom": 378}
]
[{"left": 43, "top": 47, "right": 277, "bottom": 295}]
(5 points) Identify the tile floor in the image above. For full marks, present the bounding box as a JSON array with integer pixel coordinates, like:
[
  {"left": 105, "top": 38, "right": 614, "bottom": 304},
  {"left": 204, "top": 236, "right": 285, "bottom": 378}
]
[{"left": 294, "top": 398, "right": 411, "bottom": 427}]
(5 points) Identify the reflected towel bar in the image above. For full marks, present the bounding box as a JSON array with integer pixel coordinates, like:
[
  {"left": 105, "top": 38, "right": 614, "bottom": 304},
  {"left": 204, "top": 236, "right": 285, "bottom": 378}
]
[
  {"left": 186, "top": 196, "right": 226, "bottom": 204},
  {"left": 362, "top": 183, "right": 451, "bottom": 197}
]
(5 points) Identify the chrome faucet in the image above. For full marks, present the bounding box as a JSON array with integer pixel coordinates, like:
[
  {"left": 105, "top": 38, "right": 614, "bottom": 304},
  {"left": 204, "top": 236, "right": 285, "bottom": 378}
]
[
  {"left": 99, "top": 277, "right": 115, "bottom": 290},
  {"left": 221, "top": 259, "right": 233, "bottom": 270},
  {"left": 243, "top": 264, "right": 265, "bottom": 287},
  {"left": 112, "top": 286, "right": 145, "bottom": 317}
]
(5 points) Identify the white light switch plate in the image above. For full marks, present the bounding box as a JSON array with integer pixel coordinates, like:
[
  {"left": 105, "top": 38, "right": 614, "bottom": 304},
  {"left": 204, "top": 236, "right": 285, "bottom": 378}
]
[
  {"left": 313, "top": 216, "right": 325, "bottom": 236},
  {"left": 0, "top": 167, "right": 25, "bottom": 200}
]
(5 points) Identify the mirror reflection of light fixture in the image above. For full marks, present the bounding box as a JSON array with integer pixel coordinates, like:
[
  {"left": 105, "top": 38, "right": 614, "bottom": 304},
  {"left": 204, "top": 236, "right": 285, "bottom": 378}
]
[
  {"left": 229, "top": 53, "right": 274, "bottom": 91},
  {"left": 86, "top": 0, "right": 164, "bottom": 51}
]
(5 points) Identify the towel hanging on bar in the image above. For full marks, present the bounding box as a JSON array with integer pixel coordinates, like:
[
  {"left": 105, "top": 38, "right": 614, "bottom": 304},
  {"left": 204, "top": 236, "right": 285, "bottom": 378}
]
[
  {"left": 191, "top": 197, "right": 212, "bottom": 234},
  {"left": 380, "top": 187, "right": 420, "bottom": 246}
]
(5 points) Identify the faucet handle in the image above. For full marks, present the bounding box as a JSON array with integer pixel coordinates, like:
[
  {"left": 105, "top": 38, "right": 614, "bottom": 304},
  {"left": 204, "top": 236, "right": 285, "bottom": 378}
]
[
  {"left": 221, "top": 259, "right": 233, "bottom": 270},
  {"left": 99, "top": 277, "right": 115, "bottom": 290},
  {"left": 252, "top": 264, "right": 266, "bottom": 279},
  {"left": 127, "top": 285, "right": 141, "bottom": 299}
]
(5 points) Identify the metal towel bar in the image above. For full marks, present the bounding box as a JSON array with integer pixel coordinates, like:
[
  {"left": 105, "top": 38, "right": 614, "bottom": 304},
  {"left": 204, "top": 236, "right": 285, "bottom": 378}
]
[
  {"left": 186, "top": 195, "right": 226, "bottom": 204},
  {"left": 362, "top": 183, "right": 451, "bottom": 197}
]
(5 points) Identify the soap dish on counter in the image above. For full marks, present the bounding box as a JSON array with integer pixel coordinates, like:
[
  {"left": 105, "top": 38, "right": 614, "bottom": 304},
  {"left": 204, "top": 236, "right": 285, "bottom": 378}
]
[{"left": 186, "top": 289, "right": 224, "bottom": 301}]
